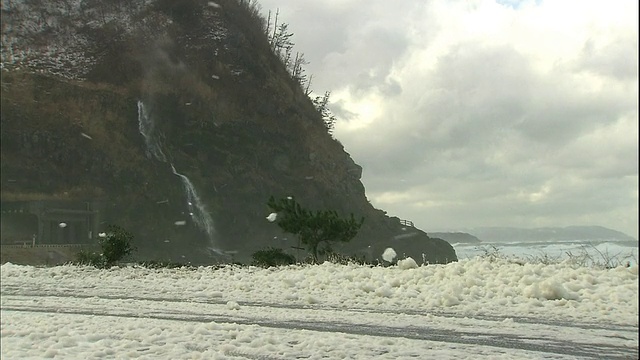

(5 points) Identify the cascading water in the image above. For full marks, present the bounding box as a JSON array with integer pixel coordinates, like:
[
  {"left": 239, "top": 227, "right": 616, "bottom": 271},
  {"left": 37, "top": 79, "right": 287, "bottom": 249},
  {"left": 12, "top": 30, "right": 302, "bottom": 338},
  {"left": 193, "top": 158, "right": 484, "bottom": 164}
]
[
  {"left": 137, "top": 101, "right": 221, "bottom": 254},
  {"left": 170, "top": 164, "right": 216, "bottom": 240},
  {"left": 137, "top": 101, "right": 167, "bottom": 162}
]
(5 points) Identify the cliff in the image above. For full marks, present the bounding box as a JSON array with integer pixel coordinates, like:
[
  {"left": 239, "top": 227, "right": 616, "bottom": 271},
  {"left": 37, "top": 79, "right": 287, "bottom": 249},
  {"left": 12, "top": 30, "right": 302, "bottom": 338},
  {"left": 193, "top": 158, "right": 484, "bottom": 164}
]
[{"left": 0, "top": 0, "right": 456, "bottom": 265}]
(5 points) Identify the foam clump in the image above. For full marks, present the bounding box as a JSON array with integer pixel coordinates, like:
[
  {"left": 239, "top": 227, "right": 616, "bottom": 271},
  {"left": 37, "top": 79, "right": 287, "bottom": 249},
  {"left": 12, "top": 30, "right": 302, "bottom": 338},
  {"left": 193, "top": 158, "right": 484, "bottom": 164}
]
[{"left": 397, "top": 257, "right": 418, "bottom": 269}]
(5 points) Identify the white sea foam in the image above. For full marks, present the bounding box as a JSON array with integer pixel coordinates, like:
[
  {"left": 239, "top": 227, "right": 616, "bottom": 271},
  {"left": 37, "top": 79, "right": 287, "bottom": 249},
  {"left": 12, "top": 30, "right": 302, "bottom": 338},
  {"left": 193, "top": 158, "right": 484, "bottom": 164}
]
[
  {"left": 1, "top": 259, "right": 637, "bottom": 359},
  {"left": 454, "top": 240, "right": 639, "bottom": 266}
]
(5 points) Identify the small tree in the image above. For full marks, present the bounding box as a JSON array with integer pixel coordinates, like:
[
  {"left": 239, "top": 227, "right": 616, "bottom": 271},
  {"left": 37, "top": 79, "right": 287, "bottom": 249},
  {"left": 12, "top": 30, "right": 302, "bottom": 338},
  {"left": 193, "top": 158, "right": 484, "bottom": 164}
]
[
  {"left": 267, "top": 196, "right": 364, "bottom": 263},
  {"left": 313, "top": 91, "right": 337, "bottom": 136},
  {"left": 100, "top": 224, "right": 135, "bottom": 267},
  {"left": 75, "top": 224, "right": 135, "bottom": 268}
]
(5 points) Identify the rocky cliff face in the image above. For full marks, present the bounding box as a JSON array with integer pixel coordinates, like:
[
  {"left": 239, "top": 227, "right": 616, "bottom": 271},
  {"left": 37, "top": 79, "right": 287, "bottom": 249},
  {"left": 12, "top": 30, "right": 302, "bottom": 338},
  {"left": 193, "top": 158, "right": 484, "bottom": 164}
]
[{"left": 1, "top": 0, "right": 456, "bottom": 265}]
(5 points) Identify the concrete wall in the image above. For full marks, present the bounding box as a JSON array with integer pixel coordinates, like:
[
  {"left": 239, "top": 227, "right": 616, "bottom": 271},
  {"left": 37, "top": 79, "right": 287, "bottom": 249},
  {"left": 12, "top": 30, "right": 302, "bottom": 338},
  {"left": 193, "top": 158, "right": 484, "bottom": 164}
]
[{"left": 0, "top": 200, "right": 104, "bottom": 245}]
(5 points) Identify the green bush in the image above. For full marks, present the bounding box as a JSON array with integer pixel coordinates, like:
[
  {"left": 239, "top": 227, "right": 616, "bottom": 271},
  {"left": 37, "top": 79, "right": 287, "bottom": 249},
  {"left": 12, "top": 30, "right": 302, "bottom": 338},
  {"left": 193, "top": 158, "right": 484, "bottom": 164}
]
[
  {"left": 251, "top": 247, "right": 296, "bottom": 267},
  {"left": 100, "top": 225, "right": 136, "bottom": 267},
  {"left": 75, "top": 250, "right": 105, "bottom": 268},
  {"left": 75, "top": 224, "right": 135, "bottom": 268}
]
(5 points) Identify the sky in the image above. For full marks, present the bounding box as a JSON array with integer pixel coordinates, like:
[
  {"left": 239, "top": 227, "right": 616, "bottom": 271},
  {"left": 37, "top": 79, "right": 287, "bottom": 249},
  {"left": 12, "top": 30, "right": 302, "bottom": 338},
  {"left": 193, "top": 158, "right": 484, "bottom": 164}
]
[
  {"left": 255, "top": 0, "right": 639, "bottom": 239},
  {"left": 1, "top": 258, "right": 637, "bottom": 359}
]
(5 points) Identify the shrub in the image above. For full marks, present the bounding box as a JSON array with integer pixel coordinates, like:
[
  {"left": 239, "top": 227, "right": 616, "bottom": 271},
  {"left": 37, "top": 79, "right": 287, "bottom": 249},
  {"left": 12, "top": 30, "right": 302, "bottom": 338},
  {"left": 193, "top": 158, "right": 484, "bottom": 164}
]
[
  {"left": 325, "top": 251, "right": 368, "bottom": 266},
  {"left": 251, "top": 247, "right": 296, "bottom": 267},
  {"left": 75, "top": 224, "right": 135, "bottom": 268},
  {"left": 99, "top": 225, "right": 136, "bottom": 267},
  {"left": 75, "top": 250, "right": 105, "bottom": 268}
]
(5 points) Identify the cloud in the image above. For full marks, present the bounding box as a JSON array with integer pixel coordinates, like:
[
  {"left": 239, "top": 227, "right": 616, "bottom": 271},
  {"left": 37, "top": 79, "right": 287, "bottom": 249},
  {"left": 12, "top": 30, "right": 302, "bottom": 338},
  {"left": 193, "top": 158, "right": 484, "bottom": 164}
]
[
  {"left": 258, "top": 0, "right": 639, "bottom": 238},
  {"left": 577, "top": 36, "right": 639, "bottom": 81}
]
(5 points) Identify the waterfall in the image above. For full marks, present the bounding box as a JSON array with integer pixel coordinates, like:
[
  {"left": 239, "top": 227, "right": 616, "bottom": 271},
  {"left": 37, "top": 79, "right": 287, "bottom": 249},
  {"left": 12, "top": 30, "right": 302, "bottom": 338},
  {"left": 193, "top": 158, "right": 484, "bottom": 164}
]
[
  {"left": 137, "top": 101, "right": 167, "bottom": 162},
  {"left": 170, "top": 164, "right": 216, "bottom": 241},
  {"left": 137, "top": 100, "right": 219, "bottom": 251}
]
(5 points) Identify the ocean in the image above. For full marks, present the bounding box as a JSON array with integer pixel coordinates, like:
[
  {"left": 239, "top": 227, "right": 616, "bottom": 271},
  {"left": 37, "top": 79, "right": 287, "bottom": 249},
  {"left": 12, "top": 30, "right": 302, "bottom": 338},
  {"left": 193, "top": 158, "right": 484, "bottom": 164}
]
[{"left": 452, "top": 239, "right": 639, "bottom": 267}]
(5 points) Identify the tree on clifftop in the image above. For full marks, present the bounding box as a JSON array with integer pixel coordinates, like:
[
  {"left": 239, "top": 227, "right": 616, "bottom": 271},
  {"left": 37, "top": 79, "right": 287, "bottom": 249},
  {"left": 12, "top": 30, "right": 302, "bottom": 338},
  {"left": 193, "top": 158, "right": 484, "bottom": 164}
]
[
  {"left": 267, "top": 196, "right": 364, "bottom": 263},
  {"left": 313, "top": 91, "right": 337, "bottom": 136}
]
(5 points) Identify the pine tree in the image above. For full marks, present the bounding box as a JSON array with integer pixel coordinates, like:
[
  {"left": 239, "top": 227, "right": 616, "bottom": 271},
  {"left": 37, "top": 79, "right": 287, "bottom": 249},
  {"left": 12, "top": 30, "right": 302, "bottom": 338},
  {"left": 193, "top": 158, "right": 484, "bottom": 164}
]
[
  {"left": 313, "top": 91, "right": 337, "bottom": 136},
  {"left": 267, "top": 196, "right": 364, "bottom": 262}
]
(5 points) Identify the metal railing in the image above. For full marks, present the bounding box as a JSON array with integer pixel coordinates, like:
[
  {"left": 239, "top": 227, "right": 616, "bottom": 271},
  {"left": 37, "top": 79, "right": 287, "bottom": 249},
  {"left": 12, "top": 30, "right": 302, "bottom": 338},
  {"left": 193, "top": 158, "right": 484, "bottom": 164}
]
[
  {"left": 1, "top": 243, "right": 89, "bottom": 249},
  {"left": 399, "top": 219, "right": 414, "bottom": 227}
]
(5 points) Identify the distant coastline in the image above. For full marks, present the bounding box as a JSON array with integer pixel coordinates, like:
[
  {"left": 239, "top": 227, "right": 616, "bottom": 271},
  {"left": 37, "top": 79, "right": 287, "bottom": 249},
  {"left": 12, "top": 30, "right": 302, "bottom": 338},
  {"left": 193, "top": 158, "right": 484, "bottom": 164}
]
[
  {"left": 430, "top": 226, "right": 636, "bottom": 245},
  {"left": 465, "top": 226, "right": 636, "bottom": 243},
  {"left": 429, "top": 232, "right": 481, "bottom": 244}
]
